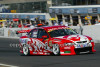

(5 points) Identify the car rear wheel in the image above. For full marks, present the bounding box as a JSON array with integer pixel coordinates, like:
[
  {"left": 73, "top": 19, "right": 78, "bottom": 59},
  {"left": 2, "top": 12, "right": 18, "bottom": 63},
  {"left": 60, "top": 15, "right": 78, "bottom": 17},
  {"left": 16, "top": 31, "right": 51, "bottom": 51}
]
[
  {"left": 53, "top": 44, "right": 60, "bottom": 55},
  {"left": 23, "top": 45, "right": 30, "bottom": 56}
]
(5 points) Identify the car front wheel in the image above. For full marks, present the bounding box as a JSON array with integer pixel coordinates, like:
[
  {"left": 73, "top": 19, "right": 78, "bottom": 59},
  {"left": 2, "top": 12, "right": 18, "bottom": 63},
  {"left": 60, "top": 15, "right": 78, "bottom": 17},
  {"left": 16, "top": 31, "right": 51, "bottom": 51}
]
[
  {"left": 52, "top": 44, "right": 60, "bottom": 55},
  {"left": 23, "top": 45, "right": 30, "bottom": 56}
]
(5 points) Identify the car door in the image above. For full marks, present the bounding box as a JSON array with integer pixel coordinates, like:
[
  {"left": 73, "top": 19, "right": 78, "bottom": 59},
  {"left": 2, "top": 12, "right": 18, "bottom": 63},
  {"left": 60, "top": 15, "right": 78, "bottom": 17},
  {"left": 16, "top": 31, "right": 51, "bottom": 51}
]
[
  {"left": 37, "top": 29, "right": 51, "bottom": 52},
  {"left": 28, "top": 29, "right": 40, "bottom": 53},
  {"left": 29, "top": 29, "right": 51, "bottom": 54}
]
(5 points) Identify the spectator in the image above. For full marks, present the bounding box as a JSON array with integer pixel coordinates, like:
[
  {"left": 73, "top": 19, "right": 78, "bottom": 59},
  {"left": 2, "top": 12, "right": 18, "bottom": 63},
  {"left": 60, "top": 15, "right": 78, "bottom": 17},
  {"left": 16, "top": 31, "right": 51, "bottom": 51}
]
[
  {"left": 5, "top": 22, "right": 8, "bottom": 28},
  {"left": 18, "top": 22, "right": 22, "bottom": 28},
  {"left": 84, "top": 21, "right": 88, "bottom": 25},
  {"left": 65, "top": 22, "right": 68, "bottom": 26},
  {"left": 1, "top": 22, "right": 4, "bottom": 28},
  {"left": 54, "top": 22, "right": 58, "bottom": 26},
  {"left": 95, "top": 19, "right": 98, "bottom": 24},
  {"left": 78, "top": 24, "right": 83, "bottom": 35},
  {"left": 10, "top": 21, "right": 14, "bottom": 28},
  {"left": 30, "top": 25, "right": 34, "bottom": 29},
  {"left": 37, "top": 21, "right": 43, "bottom": 27},
  {"left": 13, "top": 21, "right": 18, "bottom": 28},
  {"left": 45, "top": 22, "right": 49, "bottom": 26},
  {"left": 6, "top": 22, "right": 10, "bottom": 28},
  {"left": 24, "top": 25, "right": 28, "bottom": 28},
  {"left": 26, "top": 22, "right": 31, "bottom": 27},
  {"left": 23, "top": 22, "right": 27, "bottom": 27},
  {"left": 0, "top": 22, "right": 2, "bottom": 28},
  {"left": 95, "top": 20, "right": 100, "bottom": 25},
  {"left": 33, "top": 21, "right": 37, "bottom": 27},
  {"left": 52, "top": 21, "right": 56, "bottom": 25},
  {"left": 42, "top": 22, "right": 46, "bottom": 26},
  {"left": 27, "top": 24, "right": 31, "bottom": 27},
  {"left": 60, "top": 21, "right": 63, "bottom": 25}
]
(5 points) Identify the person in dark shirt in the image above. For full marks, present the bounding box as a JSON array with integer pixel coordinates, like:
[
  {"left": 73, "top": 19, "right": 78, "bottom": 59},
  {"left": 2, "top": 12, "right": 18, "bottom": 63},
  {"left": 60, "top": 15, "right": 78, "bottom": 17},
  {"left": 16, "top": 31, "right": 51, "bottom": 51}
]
[{"left": 78, "top": 24, "right": 83, "bottom": 35}]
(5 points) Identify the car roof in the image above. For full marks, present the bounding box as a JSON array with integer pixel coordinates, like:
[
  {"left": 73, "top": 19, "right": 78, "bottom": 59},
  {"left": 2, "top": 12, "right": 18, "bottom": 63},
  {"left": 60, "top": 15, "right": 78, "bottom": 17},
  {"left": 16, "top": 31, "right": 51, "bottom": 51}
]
[{"left": 36, "top": 25, "right": 69, "bottom": 32}]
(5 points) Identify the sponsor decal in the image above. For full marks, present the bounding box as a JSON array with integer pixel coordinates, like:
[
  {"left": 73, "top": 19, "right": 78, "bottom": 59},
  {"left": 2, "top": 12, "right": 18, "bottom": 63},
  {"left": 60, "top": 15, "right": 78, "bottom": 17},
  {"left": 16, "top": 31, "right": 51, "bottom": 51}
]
[
  {"left": 33, "top": 52, "right": 37, "bottom": 54},
  {"left": 64, "top": 47, "right": 71, "bottom": 49},
  {"left": 64, "top": 51, "right": 71, "bottom": 53},
  {"left": 38, "top": 52, "right": 43, "bottom": 54},
  {"left": 49, "top": 41, "right": 52, "bottom": 46},
  {"left": 75, "top": 43, "right": 90, "bottom": 48},
  {"left": 48, "top": 27, "right": 70, "bottom": 32},
  {"left": 45, "top": 39, "right": 49, "bottom": 41},
  {"left": 54, "top": 39, "right": 61, "bottom": 41}
]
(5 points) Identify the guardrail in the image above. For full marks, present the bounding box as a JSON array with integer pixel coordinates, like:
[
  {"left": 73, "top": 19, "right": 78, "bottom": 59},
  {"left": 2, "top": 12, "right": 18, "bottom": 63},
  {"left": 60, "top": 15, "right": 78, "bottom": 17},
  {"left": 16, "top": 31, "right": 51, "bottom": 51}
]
[{"left": 0, "top": 28, "right": 30, "bottom": 37}]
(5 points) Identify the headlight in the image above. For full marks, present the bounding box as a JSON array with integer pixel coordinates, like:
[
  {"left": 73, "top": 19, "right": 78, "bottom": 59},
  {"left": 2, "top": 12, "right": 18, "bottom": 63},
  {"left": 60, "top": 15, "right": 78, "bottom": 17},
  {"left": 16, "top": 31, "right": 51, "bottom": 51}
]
[{"left": 64, "top": 43, "right": 74, "bottom": 46}]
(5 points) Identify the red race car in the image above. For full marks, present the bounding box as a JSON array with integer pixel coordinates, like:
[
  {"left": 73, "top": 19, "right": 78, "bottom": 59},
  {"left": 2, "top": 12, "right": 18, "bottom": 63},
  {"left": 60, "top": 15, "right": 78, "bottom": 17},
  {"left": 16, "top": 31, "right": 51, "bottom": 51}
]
[{"left": 17, "top": 26, "right": 96, "bottom": 56}]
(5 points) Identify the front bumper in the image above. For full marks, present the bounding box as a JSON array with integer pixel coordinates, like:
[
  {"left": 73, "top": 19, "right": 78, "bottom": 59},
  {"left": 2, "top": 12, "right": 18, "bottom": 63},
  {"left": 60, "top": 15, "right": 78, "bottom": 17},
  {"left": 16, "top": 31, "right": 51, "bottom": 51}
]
[
  {"left": 75, "top": 47, "right": 93, "bottom": 54},
  {"left": 60, "top": 43, "right": 96, "bottom": 55}
]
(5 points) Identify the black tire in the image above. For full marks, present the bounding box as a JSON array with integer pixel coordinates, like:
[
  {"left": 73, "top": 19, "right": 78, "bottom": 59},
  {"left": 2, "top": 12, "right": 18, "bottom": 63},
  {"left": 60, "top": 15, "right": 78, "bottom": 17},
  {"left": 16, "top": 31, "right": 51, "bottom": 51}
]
[
  {"left": 52, "top": 44, "right": 60, "bottom": 56},
  {"left": 22, "top": 45, "right": 30, "bottom": 56},
  {"left": 75, "top": 52, "right": 80, "bottom": 55},
  {"left": 89, "top": 50, "right": 94, "bottom": 54}
]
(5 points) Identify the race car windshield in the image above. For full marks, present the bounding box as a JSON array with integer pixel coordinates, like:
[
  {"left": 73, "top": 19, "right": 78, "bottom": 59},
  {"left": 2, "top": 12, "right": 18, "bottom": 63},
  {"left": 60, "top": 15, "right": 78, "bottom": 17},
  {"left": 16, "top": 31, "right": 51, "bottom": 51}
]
[{"left": 49, "top": 29, "right": 77, "bottom": 37}]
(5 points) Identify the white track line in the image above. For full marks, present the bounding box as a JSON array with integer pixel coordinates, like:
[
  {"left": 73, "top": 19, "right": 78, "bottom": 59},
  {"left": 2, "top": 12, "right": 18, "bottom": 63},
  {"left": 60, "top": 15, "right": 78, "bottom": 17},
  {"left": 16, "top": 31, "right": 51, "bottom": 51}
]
[{"left": 0, "top": 63, "right": 19, "bottom": 67}]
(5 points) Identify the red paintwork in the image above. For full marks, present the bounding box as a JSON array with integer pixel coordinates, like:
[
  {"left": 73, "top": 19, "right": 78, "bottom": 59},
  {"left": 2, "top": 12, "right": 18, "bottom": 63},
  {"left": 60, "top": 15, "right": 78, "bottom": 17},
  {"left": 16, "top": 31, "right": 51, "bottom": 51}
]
[{"left": 18, "top": 26, "right": 96, "bottom": 55}]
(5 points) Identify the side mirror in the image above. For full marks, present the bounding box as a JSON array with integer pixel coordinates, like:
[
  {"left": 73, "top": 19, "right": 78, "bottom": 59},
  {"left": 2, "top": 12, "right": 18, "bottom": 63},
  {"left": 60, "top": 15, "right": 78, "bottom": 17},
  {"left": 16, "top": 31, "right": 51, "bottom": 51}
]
[{"left": 42, "top": 35, "right": 48, "bottom": 39}]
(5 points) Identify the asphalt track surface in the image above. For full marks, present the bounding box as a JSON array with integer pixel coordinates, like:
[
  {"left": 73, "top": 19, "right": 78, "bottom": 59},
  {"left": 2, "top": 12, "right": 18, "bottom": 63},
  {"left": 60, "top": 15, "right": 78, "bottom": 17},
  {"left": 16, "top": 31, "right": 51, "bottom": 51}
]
[{"left": 0, "top": 38, "right": 100, "bottom": 67}]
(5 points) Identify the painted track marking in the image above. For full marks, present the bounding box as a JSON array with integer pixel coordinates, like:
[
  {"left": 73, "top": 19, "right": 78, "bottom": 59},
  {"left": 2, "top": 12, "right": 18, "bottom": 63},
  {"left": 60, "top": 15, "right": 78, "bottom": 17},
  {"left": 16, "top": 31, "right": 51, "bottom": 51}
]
[{"left": 0, "top": 63, "right": 19, "bottom": 67}]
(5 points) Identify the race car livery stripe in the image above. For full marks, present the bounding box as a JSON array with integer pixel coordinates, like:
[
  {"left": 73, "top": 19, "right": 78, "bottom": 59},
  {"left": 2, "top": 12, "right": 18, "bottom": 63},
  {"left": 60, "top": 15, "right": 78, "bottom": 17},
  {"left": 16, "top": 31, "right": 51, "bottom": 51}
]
[{"left": 31, "top": 39, "right": 46, "bottom": 52}]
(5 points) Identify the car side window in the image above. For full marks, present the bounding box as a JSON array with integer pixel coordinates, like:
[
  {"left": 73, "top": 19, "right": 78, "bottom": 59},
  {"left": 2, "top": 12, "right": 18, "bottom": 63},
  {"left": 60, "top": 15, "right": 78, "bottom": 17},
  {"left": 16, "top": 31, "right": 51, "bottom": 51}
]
[
  {"left": 32, "top": 29, "right": 38, "bottom": 38},
  {"left": 28, "top": 29, "right": 38, "bottom": 38},
  {"left": 37, "top": 29, "right": 49, "bottom": 38},
  {"left": 28, "top": 30, "right": 33, "bottom": 38}
]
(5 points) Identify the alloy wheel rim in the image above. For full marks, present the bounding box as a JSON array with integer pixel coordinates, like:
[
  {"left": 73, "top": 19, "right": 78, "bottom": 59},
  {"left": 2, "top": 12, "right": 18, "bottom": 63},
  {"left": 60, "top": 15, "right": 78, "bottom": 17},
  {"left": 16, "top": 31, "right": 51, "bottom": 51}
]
[
  {"left": 23, "top": 46, "right": 28, "bottom": 55},
  {"left": 53, "top": 44, "right": 59, "bottom": 55}
]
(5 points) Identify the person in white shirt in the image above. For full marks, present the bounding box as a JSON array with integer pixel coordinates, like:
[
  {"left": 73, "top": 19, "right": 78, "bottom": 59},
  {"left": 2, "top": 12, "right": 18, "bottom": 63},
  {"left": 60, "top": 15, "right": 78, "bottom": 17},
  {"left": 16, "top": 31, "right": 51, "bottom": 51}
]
[
  {"left": 65, "top": 22, "right": 68, "bottom": 26},
  {"left": 54, "top": 22, "right": 58, "bottom": 25},
  {"left": 30, "top": 25, "right": 35, "bottom": 29}
]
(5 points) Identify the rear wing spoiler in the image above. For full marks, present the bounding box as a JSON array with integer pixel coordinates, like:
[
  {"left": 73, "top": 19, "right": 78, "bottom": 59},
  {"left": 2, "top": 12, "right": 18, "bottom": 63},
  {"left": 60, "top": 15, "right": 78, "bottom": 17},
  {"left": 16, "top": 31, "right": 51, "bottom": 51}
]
[{"left": 16, "top": 29, "right": 32, "bottom": 34}]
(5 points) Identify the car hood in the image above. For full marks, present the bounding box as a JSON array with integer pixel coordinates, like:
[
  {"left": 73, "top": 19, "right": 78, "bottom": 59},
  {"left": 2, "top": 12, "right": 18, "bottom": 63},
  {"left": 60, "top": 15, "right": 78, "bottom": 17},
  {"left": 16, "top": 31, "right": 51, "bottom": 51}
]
[{"left": 53, "top": 34, "right": 92, "bottom": 43}]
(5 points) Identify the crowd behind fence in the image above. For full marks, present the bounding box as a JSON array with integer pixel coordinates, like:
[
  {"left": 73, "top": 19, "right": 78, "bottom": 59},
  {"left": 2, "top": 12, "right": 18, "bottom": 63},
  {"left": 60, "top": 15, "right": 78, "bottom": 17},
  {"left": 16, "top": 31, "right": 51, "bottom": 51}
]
[{"left": 0, "top": 20, "right": 100, "bottom": 28}]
